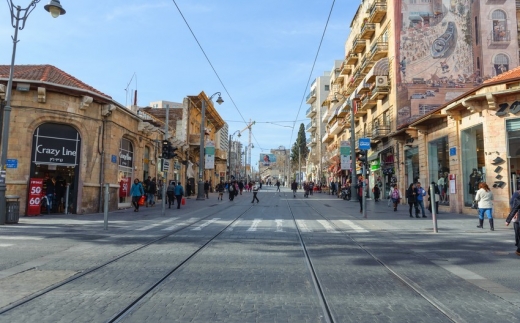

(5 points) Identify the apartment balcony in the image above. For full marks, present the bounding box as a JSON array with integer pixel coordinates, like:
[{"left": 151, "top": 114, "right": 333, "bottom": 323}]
[
  {"left": 322, "top": 131, "right": 334, "bottom": 144},
  {"left": 360, "top": 23, "right": 376, "bottom": 40},
  {"left": 306, "top": 121, "right": 316, "bottom": 132},
  {"left": 489, "top": 30, "right": 511, "bottom": 47},
  {"left": 306, "top": 89, "right": 316, "bottom": 103},
  {"left": 352, "top": 36, "right": 366, "bottom": 53},
  {"left": 189, "top": 134, "right": 202, "bottom": 146},
  {"left": 370, "top": 83, "right": 390, "bottom": 100},
  {"left": 340, "top": 61, "right": 353, "bottom": 75},
  {"left": 329, "top": 118, "right": 346, "bottom": 136},
  {"left": 345, "top": 52, "right": 358, "bottom": 65},
  {"left": 307, "top": 137, "right": 317, "bottom": 147},
  {"left": 361, "top": 57, "right": 375, "bottom": 74},
  {"left": 214, "top": 148, "right": 227, "bottom": 161},
  {"left": 306, "top": 106, "right": 317, "bottom": 117},
  {"left": 368, "top": 0, "right": 387, "bottom": 24},
  {"left": 369, "top": 41, "right": 388, "bottom": 61},
  {"left": 353, "top": 98, "right": 366, "bottom": 117},
  {"left": 358, "top": 82, "right": 371, "bottom": 95},
  {"left": 361, "top": 94, "right": 377, "bottom": 110},
  {"left": 338, "top": 100, "right": 351, "bottom": 118},
  {"left": 333, "top": 74, "right": 345, "bottom": 85},
  {"left": 371, "top": 114, "right": 393, "bottom": 140}
]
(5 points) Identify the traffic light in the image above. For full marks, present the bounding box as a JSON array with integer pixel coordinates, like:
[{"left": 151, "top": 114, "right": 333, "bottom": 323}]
[
  {"left": 358, "top": 150, "right": 368, "bottom": 165},
  {"left": 162, "top": 140, "right": 171, "bottom": 159},
  {"left": 168, "top": 146, "right": 178, "bottom": 159}
]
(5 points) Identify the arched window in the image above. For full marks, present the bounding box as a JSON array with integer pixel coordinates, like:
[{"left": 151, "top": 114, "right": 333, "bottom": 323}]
[
  {"left": 491, "top": 10, "right": 507, "bottom": 41},
  {"left": 493, "top": 54, "right": 509, "bottom": 75}
]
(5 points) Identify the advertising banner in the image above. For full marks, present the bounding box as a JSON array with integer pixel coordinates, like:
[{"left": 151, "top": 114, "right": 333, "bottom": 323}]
[
  {"left": 340, "top": 141, "right": 351, "bottom": 170},
  {"left": 260, "top": 154, "right": 277, "bottom": 166},
  {"left": 119, "top": 177, "right": 130, "bottom": 198},
  {"left": 27, "top": 178, "right": 43, "bottom": 216},
  {"left": 205, "top": 141, "right": 215, "bottom": 169}
]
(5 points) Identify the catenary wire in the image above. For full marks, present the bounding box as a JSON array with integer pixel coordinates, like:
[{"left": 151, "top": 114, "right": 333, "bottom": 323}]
[
  {"left": 288, "top": 0, "right": 336, "bottom": 148},
  {"left": 170, "top": 0, "right": 264, "bottom": 150}
]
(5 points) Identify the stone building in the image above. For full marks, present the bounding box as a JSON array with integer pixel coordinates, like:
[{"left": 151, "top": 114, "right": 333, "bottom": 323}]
[{"left": 0, "top": 65, "right": 226, "bottom": 215}]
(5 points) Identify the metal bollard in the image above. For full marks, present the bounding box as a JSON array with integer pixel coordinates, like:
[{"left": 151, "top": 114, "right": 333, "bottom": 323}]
[
  {"left": 104, "top": 184, "right": 109, "bottom": 231},
  {"left": 64, "top": 184, "right": 70, "bottom": 214},
  {"left": 430, "top": 184, "right": 438, "bottom": 233}
]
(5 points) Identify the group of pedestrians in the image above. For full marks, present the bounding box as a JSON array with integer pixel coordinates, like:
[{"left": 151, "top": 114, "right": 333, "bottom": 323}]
[
  {"left": 130, "top": 178, "right": 184, "bottom": 211},
  {"left": 404, "top": 182, "right": 428, "bottom": 217}
]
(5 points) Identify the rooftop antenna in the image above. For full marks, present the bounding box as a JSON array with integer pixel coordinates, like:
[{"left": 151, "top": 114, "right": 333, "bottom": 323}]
[{"left": 124, "top": 72, "right": 136, "bottom": 107}]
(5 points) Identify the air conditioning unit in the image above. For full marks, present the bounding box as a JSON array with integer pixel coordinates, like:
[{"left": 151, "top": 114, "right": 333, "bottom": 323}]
[{"left": 376, "top": 76, "right": 388, "bottom": 87}]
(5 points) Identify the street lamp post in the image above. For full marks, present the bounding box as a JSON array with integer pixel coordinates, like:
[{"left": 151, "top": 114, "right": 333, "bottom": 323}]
[
  {"left": 0, "top": 0, "right": 66, "bottom": 225},
  {"left": 196, "top": 92, "right": 223, "bottom": 200},
  {"left": 331, "top": 92, "right": 358, "bottom": 202}
]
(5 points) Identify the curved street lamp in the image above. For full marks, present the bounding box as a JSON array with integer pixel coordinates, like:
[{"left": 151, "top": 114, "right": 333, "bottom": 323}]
[
  {"left": 330, "top": 92, "right": 358, "bottom": 203},
  {"left": 0, "top": 0, "right": 66, "bottom": 225},
  {"left": 197, "top": 92, "right": 223, "bottom": 200}
]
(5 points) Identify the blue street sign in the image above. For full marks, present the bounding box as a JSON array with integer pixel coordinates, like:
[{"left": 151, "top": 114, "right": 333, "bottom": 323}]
[
  {"left": 111, "top": 155, "right": 117, "bottom": 163},
  {"left": 358, "top": 138, "right": 371, "bottom": 150},
  {"left": 6, "top": 159, "right": 18, "bottom": 168}
]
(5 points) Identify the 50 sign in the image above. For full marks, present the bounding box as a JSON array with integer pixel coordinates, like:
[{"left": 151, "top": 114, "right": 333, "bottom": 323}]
[{"left": 27, "top": 178, "right": 44, "bottom": 216}]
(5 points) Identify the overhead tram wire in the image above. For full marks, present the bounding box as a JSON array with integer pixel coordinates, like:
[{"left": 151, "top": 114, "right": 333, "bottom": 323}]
[
  {"left": 288, "top": 0, "right": 336, "bottom": 147},
  {"left": 170, "top": 0, "right": 264, "bottom": 149}
]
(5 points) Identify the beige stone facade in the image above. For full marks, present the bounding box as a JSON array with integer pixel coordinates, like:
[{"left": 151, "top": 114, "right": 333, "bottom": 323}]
[{"left": 0, "top": 65, "right": 226, "bottom": 215}]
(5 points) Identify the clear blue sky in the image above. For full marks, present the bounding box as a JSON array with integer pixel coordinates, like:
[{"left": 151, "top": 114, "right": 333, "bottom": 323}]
[{"left": 0, "top": 0, "right": 355, "bottom": 166}]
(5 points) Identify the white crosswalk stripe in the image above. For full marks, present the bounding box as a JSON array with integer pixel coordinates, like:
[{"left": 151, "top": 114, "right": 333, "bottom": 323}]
[
  {"left": 339, "top": 220, "right": 369, "bottom": 233},
  {"left": 192, "top": 218, "right": 220, "bottom": 231},
  {"left": 137, "top": 218, "right": 177, "bottom": 231},
  {"left": 247, "top": 219, "right": 262, "bottom": 231},
  {"left": 0, "top": 244, "right": 14, "bottom": 247},
  {"left": 317, "top": 220, "right": 339, "bottom": 233},
  {"left": 0, "top": 236, "right": 43, "bottom": 241},
  {"left": 296, "top": 220, "right": 312, "bottom": 232}
]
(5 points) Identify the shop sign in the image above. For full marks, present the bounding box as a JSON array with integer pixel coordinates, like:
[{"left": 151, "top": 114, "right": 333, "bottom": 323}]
[
  {"left": 6, "top": 159, "right": 17, "bottom": 168},
  {"left": 111, "top": 155, "right": 117, "bottom": 163},
  {"left": 27, "top": 178, "right": 43, "bottom": 216},
  {"left": 496, "top": 101, "right": 520, "bottom": 116},
  {"left": 33, "top": 137, "right": 79, "bottom": 165},
  {"left": 119, "top": 151, "right": 133, "bottom": 167},
  {"left": 371, "top": 160, "right": 381, "bottom": 171},
  {"left": 449, "top": 147, "right": 456, "bottom": 156}
]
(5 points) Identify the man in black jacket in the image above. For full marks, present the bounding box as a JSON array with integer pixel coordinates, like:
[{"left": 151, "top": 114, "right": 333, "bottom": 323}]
[{"left": 291, "top": 180, "right": 298, "bottom": 198}]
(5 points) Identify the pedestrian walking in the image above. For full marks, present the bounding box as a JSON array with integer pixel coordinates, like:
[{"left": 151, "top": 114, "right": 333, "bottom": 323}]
[
  {"left": 45, "top": 177, "right": 56, "bottom": 214},
  {"left": 475, "top": 182, "right": 494, "bottom": 230},
  {"left": 303, "top": 182, "right": 310, "bottom": 198},
  {"left": 130, "top": 178, "right": 144, "bottom": 212},
  {"left": 372, "top": 185, "right": 381, "bottom": 202},
  {"left": 166, "top": 181, "right": 176, "bottom": 208},
  {"left": 387, "top": 184, "right": 394, "bottom": 207},
  {"left": 276, "top": 180, "right": 281, "bottom": 192},
  {"left": 391, "top": 184, "right": 401, "bottom": 212},
  {"left": 146, "top": 177, "right": 157, "bottom": 207},
  {"left": 356, "top": 175, "right": 364, "bottom": 213},
  {"left": 238, "top": 181, "right": 244, "bottom": 195},
  {"left": 204, "top": 180, "right": 210, "bottom": 199},
  {"left": 174, "top": 181, "right": 184, "bottom": 209},
  {"left": 406, "top": 183, "right": 420, "bottom": 218},
  {"left": 228, "top": 181, "right": 236, "bottom": 201},
  {"left": 291, "top": 180, "right": 298, "bottom": 198},
  {"left": 505, "top": 189, "right": 520, "bottom": 256},
  {"left": 216, "top": 181, "right": 225, "bottom": 200},
  {"left": 415, "top": 182, "right": 427, "bottom": 217},
  {"left": 251, "top": 183, "right": 260, "bottom": 203}
]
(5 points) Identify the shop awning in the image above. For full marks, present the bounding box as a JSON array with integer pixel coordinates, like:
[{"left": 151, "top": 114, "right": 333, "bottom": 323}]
[
  {"left": 368, "top": 150, "right": 381, "bottom": 162},
  {"left": 409, "top": 113, "right": 447, "bottom": 128}
]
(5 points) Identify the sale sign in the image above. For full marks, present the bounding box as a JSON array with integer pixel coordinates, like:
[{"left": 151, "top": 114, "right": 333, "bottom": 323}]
[
  {"left": 27, "top": 178, "right": 44, "bottom": 216},
  {"left": 119, "top": 177, "right": 130, "bottom": 198}
]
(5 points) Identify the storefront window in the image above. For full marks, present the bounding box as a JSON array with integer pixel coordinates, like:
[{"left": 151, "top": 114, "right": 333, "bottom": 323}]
[
  {"left": 405, "top": 147, "right": 419, "bottom": 186},
  {"left": 507, "top": 119, "right": 520, "bottom": 193},
  {"left": 118, "top": 138, "right": 134, "bottom": 204},
  {"left": 462, "top": 125, "right": 485, "bottom": 207},
  {"left": 428, "top": 136, "right": 449, "bottom": 205}
]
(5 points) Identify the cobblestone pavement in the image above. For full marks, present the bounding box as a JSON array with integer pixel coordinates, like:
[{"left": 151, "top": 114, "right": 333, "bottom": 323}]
[{"left": 0, "top": 187, "right": 519, "bottom": 322}]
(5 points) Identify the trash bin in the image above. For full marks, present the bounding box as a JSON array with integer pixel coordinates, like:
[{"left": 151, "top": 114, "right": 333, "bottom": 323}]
[{"left": 6, "top": 195, "right": 20, "bottom": 224}]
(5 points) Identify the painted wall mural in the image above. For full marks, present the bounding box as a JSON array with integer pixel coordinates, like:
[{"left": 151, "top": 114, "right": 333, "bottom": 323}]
[{"left": 394, "top": 0, "right": 517, "bottom": 128}]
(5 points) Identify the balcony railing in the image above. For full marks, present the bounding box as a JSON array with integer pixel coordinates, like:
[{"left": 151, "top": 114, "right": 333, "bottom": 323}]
[
  {"left": 306, "top": 106, "right": 316, "bottom": 117},
  {"left": 489, "top": 30, "right": 511, "bottom": 46},
  {"left": 368, "top": 0, "right": 387, "bottom": 23},
  {"left": 360, "top": 23, "right": 376, "bottom": 39},
  {"left": 346, "top": 52, "right": 358, "bottom": 65},
  {"left": 340, "top": 61, "right": 352, "bottom": 75},
  {"left": 369, "top": 41, "right": 388, "bottom": 61},
  {"left": 371, "top": 113, "right": 393, "bottom": 140},
  {"left": 370, "top": 84, "right": 390, "bottom": 100},
  {"left": 306, "top": 122, "right": 316, "bottom": 131},
  {"left": 352, "top": 36, "right": 366, "bottom": 53},
  {"left": 306, "top": 89, "right": 317, "bottom": 103}
]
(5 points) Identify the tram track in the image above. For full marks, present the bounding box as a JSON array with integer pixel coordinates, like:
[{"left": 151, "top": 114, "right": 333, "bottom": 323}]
[
  {"left": 286, "top": 198, "right": 464, "bottom": 323},
  {"left": 0, "top": 204, "right": 254, "bottom": 321}
]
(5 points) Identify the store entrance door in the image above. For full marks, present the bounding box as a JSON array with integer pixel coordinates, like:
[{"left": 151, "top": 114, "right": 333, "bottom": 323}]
[{"left": 32, "top": 164, "right": 77, "bottom": 214}]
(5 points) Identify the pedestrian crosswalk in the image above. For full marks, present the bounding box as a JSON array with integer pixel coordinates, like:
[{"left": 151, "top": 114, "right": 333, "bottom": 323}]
[{"left": 141, "top": 218, "right": 371, "bottom": 234}]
